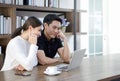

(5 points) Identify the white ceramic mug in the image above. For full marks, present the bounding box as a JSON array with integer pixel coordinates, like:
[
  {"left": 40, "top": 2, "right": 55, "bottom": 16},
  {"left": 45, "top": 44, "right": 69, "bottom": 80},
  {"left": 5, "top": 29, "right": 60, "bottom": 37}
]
[{"left": 45, "top": 66, "right": 57, "bottom": 74}]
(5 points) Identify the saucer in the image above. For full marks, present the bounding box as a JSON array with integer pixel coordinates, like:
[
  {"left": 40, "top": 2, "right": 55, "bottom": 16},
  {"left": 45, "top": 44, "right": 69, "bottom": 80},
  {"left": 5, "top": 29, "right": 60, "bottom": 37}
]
[{"left": 44, "top": 71, "right": 61, "bottom": 76}]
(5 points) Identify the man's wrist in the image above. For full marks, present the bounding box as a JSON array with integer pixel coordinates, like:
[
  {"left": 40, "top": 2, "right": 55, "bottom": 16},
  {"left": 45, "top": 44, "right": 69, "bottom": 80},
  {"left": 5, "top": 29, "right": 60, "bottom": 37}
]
[{"left": 63, "top": 37, "right": 67, "bottom": 42}]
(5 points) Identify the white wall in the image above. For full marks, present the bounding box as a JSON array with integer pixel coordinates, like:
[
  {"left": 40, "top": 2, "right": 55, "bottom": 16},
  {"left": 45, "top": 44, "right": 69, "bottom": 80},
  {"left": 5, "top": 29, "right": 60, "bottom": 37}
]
[
  {"left": 59, "top": 0, "right": 120, "bottom": 54},
  {"left": 79, "top": 0, "right": 88, "bottom": 10},
  {"left": 103, "top": 0, "right": 109, "bottom": 55},
  {"left": 103, "top": 0, "right": 120, "bottom": 54}
]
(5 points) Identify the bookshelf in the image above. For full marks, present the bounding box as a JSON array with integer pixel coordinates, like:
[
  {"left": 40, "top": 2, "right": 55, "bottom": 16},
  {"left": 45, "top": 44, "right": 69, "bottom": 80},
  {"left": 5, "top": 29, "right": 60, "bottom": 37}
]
[
  {"left": 0, "top": 0, "right": 82, "bottom": 69},
  {"left": 0, "top": 54, "right": 3, "bottom": 69}
]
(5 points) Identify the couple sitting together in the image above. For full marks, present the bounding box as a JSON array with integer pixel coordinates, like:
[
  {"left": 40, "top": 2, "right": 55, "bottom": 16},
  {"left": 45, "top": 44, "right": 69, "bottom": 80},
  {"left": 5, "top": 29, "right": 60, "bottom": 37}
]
[{"left": 1, "top": 14, "right": 70, "bottom": 71}]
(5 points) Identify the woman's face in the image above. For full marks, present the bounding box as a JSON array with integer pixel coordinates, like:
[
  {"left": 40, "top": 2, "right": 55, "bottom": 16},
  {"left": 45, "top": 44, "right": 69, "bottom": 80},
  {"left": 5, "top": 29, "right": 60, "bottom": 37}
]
[{"left": 32, "top": 26, "right": 42, "bottom": 37}]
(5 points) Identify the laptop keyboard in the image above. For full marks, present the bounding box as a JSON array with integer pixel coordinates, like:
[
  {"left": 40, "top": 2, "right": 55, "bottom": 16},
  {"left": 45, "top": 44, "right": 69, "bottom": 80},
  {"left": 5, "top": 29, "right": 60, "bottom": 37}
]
[
  {"left": 59, "top": 66, "right": 68, "bottom": 69},
  {"left": 56, "top": 64, "right": 68, "bottom": 70}
]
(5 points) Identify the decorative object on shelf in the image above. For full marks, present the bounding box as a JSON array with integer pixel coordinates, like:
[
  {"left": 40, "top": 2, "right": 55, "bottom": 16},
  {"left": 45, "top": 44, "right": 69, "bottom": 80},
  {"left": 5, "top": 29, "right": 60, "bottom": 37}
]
[{"left": 61, "top": 18, "right": 70, "bottom": 32}]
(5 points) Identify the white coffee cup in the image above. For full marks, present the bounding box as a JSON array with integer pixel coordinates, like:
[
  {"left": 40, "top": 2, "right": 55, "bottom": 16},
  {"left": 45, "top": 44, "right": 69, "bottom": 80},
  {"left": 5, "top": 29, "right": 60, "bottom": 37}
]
[{"left": 45, "top": 66, "right": 57, "bottom": 74}]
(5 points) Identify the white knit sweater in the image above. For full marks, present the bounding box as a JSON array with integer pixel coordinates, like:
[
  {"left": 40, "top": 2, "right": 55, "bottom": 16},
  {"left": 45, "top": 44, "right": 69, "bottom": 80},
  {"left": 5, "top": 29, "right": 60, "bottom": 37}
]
[{"left": 1, "top": 36, "right": 38, "bottom": 71}]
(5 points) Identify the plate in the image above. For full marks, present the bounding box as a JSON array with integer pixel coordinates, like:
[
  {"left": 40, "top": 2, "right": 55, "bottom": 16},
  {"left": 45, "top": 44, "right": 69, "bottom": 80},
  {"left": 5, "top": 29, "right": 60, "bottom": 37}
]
[{"left": 44, "top": 71, "right": 61, "bottom": 76}]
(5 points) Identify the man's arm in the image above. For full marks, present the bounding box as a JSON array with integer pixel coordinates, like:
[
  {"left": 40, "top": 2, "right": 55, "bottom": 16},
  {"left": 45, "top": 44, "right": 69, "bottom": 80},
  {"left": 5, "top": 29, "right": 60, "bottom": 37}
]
[
  {"left": 37, "top": 50, "right": 59, "bottom": 65},
  {"left": 57, "top": 30, "right": 70, "bottom": 63}
]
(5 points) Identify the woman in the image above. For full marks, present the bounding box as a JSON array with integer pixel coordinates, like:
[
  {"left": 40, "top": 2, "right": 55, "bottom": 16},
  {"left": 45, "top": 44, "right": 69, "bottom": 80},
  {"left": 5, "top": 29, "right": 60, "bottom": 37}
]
[{"left": 1, "top": 16, "right": 42, "bottom": 71}]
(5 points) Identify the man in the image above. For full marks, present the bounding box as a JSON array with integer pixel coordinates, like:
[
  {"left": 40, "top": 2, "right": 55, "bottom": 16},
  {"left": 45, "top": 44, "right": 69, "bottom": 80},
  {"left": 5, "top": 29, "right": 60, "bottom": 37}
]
[{"left": 37, "top": 14, "right": 70, "bottom": 65}]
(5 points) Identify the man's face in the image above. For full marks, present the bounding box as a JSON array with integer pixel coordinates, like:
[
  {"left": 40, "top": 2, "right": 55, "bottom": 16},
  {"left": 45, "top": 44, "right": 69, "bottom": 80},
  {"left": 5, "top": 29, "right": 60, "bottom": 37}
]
[{"left": 44, "top": 20, "right": 61, "bottom": 38}]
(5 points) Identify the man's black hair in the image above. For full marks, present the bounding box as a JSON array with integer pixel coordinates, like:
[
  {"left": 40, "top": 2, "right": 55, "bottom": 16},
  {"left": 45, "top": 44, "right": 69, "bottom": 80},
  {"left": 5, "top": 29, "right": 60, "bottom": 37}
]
[{"left": 43, "top": 14, "right": 62, "bottom": 25}]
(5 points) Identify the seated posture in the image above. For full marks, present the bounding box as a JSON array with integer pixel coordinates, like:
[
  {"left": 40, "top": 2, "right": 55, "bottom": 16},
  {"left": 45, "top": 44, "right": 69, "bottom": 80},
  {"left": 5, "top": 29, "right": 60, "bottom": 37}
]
[
  {"left": 37, "top": 14, "right": 70, "bottom": 65},
  {"left": 1, "top": 16, "right": 42, "bottom": 71}
]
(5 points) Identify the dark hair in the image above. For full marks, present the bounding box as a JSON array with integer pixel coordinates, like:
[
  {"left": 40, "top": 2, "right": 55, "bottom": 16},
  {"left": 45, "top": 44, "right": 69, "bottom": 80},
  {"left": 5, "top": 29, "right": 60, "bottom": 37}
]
[
  {"left": 11, "top": 16, "right": 42, "bottom": 38},
  {"left": 43, "top": 14, "right": 62, "bottom": 26}
]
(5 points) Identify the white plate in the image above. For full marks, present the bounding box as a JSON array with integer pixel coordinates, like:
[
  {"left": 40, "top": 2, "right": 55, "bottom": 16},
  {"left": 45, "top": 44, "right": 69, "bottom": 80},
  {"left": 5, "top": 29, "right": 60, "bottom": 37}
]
[{"left": 44, "top": 71, "right": 61, "bottom": 76}]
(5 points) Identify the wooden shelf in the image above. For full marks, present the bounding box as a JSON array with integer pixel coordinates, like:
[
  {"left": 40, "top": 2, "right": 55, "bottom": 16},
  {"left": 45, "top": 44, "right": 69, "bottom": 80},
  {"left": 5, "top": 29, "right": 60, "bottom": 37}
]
[
  {"left": 0, "top": 2, "right": 82, "bottom": 54},
  {"left": 16, "top": 5, "right": 73, "bottom": 13},
  {"left": 64, "top": 32, "right": 73, "bottom": 36},
  {"left": 0, "top": 35, "right": 11, "bottom": 39},
  {"left": 0, "top": 3, "right": 15, "bottom": 7},
  {"left": 0, "top": 54, "right": 4, "bottom": 69}
]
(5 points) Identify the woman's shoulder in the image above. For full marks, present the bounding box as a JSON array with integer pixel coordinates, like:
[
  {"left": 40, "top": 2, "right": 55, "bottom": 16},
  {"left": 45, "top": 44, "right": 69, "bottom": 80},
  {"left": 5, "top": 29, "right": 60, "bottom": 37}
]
[
  {"left": 10, "top": 36, "right": 21, "bottom": 41},
  {"left": 8, "top": 36, "right": 23, "bottom": 44}
]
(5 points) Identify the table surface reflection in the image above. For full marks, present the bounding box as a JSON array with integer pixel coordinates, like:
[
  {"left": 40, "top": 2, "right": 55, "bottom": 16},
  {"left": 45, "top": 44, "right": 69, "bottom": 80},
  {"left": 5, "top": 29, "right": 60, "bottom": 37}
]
[{"left": 1, "top": 54, "right": 120, "bottom": 81}]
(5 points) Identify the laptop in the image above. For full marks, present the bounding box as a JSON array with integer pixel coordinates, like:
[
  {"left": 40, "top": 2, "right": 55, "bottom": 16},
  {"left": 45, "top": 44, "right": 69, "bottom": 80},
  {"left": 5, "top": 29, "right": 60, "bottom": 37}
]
[{"left": 56, "top": 49, "right": 86, "bottom": 71}]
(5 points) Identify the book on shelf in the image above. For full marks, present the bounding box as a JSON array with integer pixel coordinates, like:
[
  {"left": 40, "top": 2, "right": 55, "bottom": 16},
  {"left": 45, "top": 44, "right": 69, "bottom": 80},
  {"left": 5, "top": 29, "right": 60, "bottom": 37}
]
[
  {"left": 48, "top": 0, "right": 59, "bottom": 8},
  {"left": 0, "top": 0, "right": 14, "bottom": 4},
  {"left": 22, "top": 0, "right": 59, "bottom": 8},
  {"left": 23, "top": 0, "right": 44, "bottom": 7},
  {"left": 0, "top": 15, "right": 11, "bottom": 35},
  {"left": 16, "top": 16, "right": 44, "bottom": 30},
  {"left": 23, "top": 0, "right": 29, "bottom": 5},
  {"left": 6, "top": 17, "right": 12, "bottom": 34},
  {"left": 36, "top": 0, "right": 44, "bottom": 7},
  {"left": 0, "top": 0, "right": 59, "bottom": 8},
  {"left": 0, "top": 15, "right": 4, "bottom": 34},
  {"left": 4, "top": 17, "right": 12, "bottom": 34},
  {"left": 45, "top": 0, "right": 48, "bottom": 7},
  {"left": 16, "top": 0, "right": 23, "bottom": 5},
  {"left": 16, "top": 16, "right": 29, "bottom": 28}
]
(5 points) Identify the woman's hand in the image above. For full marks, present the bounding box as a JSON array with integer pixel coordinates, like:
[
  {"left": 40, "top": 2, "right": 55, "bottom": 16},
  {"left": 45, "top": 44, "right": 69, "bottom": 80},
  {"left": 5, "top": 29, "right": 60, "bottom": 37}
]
[
  {"left": 28, "top": 29, "right": 37, "bottom": 45},
  {"left": 15, "top": 64, "right": 25, "bottom": 71}
]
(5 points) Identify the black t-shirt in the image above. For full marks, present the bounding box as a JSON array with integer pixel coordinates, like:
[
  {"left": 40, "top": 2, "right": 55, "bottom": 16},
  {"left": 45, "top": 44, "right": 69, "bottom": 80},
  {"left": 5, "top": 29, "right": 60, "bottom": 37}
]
[{"left": 37, "top": 30, "right": 63, "bottom": 58}]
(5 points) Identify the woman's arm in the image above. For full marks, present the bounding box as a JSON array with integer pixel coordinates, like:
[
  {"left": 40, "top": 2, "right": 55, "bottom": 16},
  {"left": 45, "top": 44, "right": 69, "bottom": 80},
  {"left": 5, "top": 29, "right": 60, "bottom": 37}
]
[{"left": 8, "top": 39, "right": 38, "bottom": 71}]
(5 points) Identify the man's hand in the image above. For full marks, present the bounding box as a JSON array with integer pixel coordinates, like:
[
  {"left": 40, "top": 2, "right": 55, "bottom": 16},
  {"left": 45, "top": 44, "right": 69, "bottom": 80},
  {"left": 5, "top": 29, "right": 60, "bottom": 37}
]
[{"left": 57, "top": 30, "right": 66, "bottom": 40}]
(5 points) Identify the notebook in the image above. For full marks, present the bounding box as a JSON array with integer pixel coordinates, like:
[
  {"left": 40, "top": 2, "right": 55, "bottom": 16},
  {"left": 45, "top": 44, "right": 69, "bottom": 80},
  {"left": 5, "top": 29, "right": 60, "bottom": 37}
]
[{"left": 56, "top": 49, "right": 86, "bottom": 71}]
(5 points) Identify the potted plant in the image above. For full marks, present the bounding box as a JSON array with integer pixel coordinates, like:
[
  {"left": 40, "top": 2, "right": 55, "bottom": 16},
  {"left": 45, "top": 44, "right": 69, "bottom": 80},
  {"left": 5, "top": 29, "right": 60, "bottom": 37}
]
[{"left": 61, "top": 18, "right": 70, "bottom": 32}]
